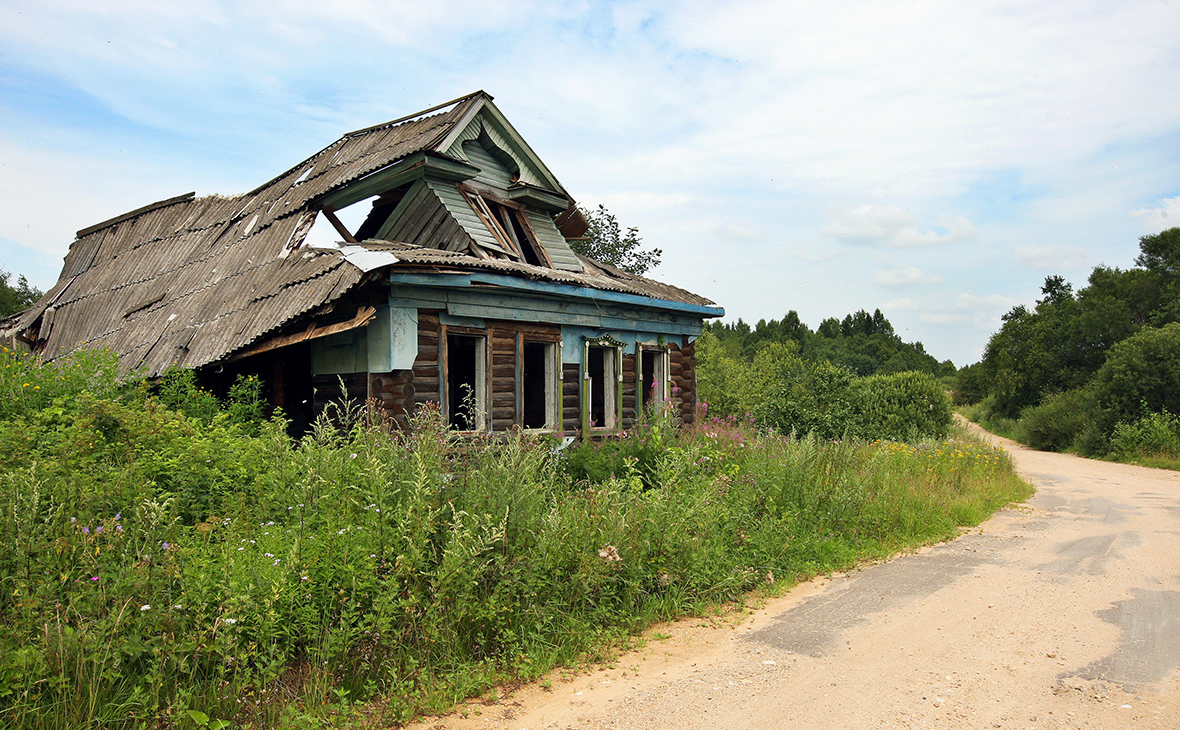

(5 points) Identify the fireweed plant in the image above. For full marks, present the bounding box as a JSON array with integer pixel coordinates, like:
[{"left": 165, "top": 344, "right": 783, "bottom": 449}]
[{"left": 0, "top": 347, "right": 1031, "bottom": 728}]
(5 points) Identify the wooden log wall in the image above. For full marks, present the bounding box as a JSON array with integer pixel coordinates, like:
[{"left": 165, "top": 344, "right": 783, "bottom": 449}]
[
  {"left": 412, "top": 310, "right": 442, "bottom": 413},
  {"left": 621, "top": 352, "right": 638, "bottom": 429},
  {"left": 561, "top": 362, "right": 581, "bottom": 434},
  {"left": 369, "top": 370, "right": 415, "bottom": 430},
  {"left": 359, "top": 307, "right": 700, "bottom": 434},
  {"left": 670, "top": 340, "right": 697, "bottom": 426},
  {"left": 312, "top": 372, "right": 368, "bottom": 422}
]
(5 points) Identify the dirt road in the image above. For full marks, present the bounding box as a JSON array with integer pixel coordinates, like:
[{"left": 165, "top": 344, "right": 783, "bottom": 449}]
[{"left": 408, "top": 428, "right": 1180, "bottom": 729}]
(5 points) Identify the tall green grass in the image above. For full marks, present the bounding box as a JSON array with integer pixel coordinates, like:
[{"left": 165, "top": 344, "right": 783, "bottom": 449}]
[{"left": 0, "top": 347, "right": 1031, "bottom": 728}]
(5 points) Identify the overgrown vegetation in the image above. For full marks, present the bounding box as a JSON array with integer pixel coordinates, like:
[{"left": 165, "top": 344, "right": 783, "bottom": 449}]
[
  {"left": 696, "top": 328, "right": 954, "bottom": 442},
  {"left": 956, "top": 227, "right": 1180, "bottom": 465},
  {"left": 0, "top": 345, "right": 1029, "bottom": 729}
]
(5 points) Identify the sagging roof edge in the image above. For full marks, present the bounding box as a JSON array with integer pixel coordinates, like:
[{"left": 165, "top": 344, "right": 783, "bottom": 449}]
[{"left": 383, "top": 269, "right": 725, "bottom": 318}]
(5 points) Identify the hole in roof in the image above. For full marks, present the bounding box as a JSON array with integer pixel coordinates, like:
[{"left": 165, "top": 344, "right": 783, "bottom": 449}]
[
  {"left": 302, "top": 200, "right": 374, "bottom": 249},
  {"left": 292, "top": 167, "right": 313, "bottom": 185}
]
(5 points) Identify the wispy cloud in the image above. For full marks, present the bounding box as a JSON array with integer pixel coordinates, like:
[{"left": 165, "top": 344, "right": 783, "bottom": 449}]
[
  {"left": 1013, "top": 244, "right": 1089, "bottom": 272},
  {"left": 1130, "top": 196, "right": 1180, "bottom": 233},
  {"left": 822, "top": 205, "right": 977, "bottom": 248},
  {"left": 875, "top": 266, "right": 942, "bottom": 287}
]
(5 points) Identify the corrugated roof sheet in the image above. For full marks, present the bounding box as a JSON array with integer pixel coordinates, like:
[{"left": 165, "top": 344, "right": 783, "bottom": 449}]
[{"left": 14, "top": 91, "right": 717, "bottom": 376}]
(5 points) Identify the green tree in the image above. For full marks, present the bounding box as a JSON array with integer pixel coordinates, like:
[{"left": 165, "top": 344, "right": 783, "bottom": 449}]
[
  {"left": 1091, "top": 323, "right": 1180, "bottom": 432},
  {"left": 570, "top": 204, "right": 662, "bottom": 276},
  {"left": 1135, "top": 227, "right": 1180, "bottom": 279},
  {"left": 0, "top": 269, "right": 42, "bottom": 318}
]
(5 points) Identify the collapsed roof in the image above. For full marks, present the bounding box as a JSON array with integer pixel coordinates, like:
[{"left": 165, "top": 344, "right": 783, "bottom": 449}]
[{"left": 9, "top": 91, "right": 718, "bottom": 376}]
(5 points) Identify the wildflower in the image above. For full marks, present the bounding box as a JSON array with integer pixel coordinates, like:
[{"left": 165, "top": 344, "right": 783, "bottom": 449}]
[
  {"left": 140, "top": 604, "right": 151, "bottom": 611},
  {"left": 223, "top": 618, "right": 237, "bottom": 625},
  {"left": 82, "top": 527, "right": 90, "bottom": 535},
  {"left": 115, "top": 513, "right": 121, "bottom": 520},
  {"left": 161, "top": 542, "right": 170, "bottom": 551},
  {"left": 95, "top": 526, "right": 103, "bottom": 534},
  {"left": 597, "top": 545, "right": 622, "bottom": 564},
  {"left": 90, "top": 576, "right": 99, "bottom": 581},
  {"left": 272, "top": 559, "right": 280, "bottom": 566},
  {"left": 264, "top": 553, "right": 274, "bottom": 558}
]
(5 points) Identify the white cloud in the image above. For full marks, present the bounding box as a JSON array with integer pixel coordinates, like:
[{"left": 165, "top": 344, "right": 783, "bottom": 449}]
[
  {"left": 1130, "top": 196, "right": 1180, "bottom": 233},
  {"left": 822, "top": 205, "right": 977, "bottom": 248},
  {"left": 875, "top": 266, "right": 942, "bottom": 287},
  {"left": 885, "top": 298, "right": 918, "bottom": 310},
  {"left": 1013, "top": 244, "right": 1089, "bottom": 272},
  {"left": 955, "top": 293, "right": 1018, "bottom": 310},
  {"left": 920, "top": 313, "right": 965, "bottom": 325}
]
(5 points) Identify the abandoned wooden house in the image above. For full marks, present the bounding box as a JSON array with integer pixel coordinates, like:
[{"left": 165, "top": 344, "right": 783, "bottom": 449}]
[{"left": 8, "top": 91, "right": 723, "bottom": 435}]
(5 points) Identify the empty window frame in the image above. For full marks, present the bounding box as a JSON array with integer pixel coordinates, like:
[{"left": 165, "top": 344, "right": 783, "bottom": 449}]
[
  {"left": 639, "top": 346, "right": 670, "bottom": 413},
  {"left": 460, "top": 187, "right": 551, "bottom": 267},
  {"left": 445, "top": 333, "right": 488, "bottom": 430},
  {"left": 520, "top": 339, "right": 559, "bottom": 430},
  {"left": 583, "top": 341, "right": 622, "bottom": 431}
]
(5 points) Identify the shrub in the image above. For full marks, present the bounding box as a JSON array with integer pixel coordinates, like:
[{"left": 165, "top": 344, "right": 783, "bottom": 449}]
[
  {"left": 1017, "top": 388, "right": 1097, "bottom": 453},
  {"left": 851, "top": 371, "right": 953, "bottom": 441},
  {"left": 1109, "top": 409, "right": 1180, "bottom": 460},
  {"left": 755, "top": 359, "right": 856, "bottom": 440},
  {"left": 0, "top": 346, "right": 124, "bottom": 420}
]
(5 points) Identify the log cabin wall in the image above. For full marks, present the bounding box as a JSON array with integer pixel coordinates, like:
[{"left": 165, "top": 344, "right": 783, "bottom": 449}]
[
  {"left": 621, "top": 352, "right": 638, "bottom": 428},
  {"left": 311, "top": 372, "right": 369, "bottom": 422},
  {"left": 670, "top": 340, "right": 696, "bottom": 426},
  {"left": 412, "top": 311, "right": 442, "bottom": 413},
  {"left": 490, "top": 327, "right": 517, "bottom": 431},
  {"left": 561, "top": 363, "right": 581, "bottom": 434},
  {"left": 358, "top": 306, "right": 700, "bottom": 435}
]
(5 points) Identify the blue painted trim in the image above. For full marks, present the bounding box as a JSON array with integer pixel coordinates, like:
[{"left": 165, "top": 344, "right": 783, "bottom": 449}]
[{"left": 386, "top": 271, "right": 724, "bottom": 318}]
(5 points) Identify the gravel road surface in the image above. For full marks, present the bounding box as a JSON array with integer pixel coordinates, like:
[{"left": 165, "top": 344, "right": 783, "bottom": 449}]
[{"left": 406, "top": 426, "right": 1180, "bottom": 729}]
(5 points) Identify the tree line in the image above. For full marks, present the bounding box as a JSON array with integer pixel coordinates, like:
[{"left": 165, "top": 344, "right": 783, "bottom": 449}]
[
  {"left": 958, "top": 227, "right": 1180, "bottom": 458},
  {"left": 702, "top": 307, "right": 955, "bottom": 378}
]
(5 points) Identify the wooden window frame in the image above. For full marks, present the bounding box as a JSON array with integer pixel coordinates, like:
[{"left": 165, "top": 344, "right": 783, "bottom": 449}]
[
  {"left": 441, "top": 325, "right": 490, "bottom": 432},
  {"left": 518, "top": 335, "right": 562, "bottom": 432},
  {"left": 638, "top": 344, "right": 671, "bottom": 414},
  {"left": 582, "top": 335, "right": 625, "bottom": 433},
  {"left": 458, "top": 184, "right": 554, "bottom": 267}
]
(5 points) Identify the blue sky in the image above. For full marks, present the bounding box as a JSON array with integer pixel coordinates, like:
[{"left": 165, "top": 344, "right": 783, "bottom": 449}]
[{"left": 2, "top": 0, "right": 1179, "bottom": 366}]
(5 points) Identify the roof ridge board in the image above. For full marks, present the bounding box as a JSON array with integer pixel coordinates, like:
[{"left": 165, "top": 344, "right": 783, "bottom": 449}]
[
  {"left": 253, "top": 102, "right": 470, "bottom": 207},
  {"left": 342, "top": 91, "right": 489, "bottom": 139},
  {"left": 75, "top": 192, "right": 196, "bottom": 239}
]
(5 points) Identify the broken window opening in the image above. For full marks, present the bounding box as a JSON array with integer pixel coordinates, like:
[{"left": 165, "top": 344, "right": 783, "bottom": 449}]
[
  {"left": 586, "top": 345, "right": 618, "bottom": 429},
  {"left": 640, "top": 348, "right": 670, "bottom": 413},
  {"left": 522, "top": 340, "right": 557, "bottom": 430},
  {"left": 460, "top": 187, "right": 550, "bottom": 266},
  {"left": 354, "top": 188, "right": 408, "bottom": 241},
  {"left": 446, "top": 334, "right": 487, "bottom": 430},
  {"left": 502, "top": 206, "right": 547, "bottom": 267}
]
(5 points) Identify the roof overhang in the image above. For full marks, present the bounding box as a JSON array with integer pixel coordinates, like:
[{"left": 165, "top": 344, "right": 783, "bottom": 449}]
[
  {"left": 314, "top": 151, "right": 479, "bottom": 211},
  {"left": 386, "top": 270, "right": 725, "bottom": 319}
]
